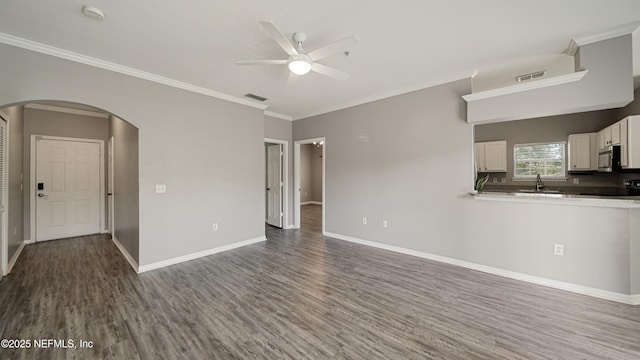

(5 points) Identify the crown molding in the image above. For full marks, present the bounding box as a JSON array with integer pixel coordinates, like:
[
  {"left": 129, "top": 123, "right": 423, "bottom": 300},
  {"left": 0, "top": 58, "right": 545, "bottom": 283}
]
[
  {"left": 25, "top": 103, "right": 109, "bottom": 118},
  {"left": 462, "top": 70, "right": 588, "bottom": 102},
  {"left": 566, "top": 22, "right": 640, "bottom": 55},
  {"left": 292, "top": 70, "right": 474, "bottom": 120},
  {"left": 264, "top": 111, "right": 292, "bottom": 121},
  {"left": 0, "top": 32, "right": 268, "bottom": 111}
]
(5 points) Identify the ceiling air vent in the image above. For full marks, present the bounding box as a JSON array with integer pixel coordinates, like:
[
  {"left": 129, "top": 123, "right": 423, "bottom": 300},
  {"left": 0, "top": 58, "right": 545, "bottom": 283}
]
[
  {"left": 244, "top": 93, "right": 268, "bottom": 102},
  {"left": 515, "top": 70, "right": 547, "bottom": 82}
]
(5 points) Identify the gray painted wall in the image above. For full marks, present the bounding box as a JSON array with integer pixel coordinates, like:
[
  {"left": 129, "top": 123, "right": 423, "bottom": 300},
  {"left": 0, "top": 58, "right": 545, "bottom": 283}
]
[
  {"left": 22, "top": 107, "right": 109, "bottom": 240},
  {"left": 294, "top": 78, "right": 636, "bottom": 295},
  {"left": 109, "top": 116, "right": 139, "bottom": 262},
  {"left": 468, "top": 35, "right": 634, "bottom": 124},
  {"left": 1, "top": 105, "right": 24, "bottom": 262},
  {"left": 0, "top": 43, "right": 265, "bottom": 266},
  {"left": 264, "top": 115, "right": 294, "bottom": 227}
]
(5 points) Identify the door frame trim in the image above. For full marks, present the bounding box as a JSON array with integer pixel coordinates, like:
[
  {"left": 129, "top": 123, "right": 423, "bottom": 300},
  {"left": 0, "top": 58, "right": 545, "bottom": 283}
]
[
  {"left": 0, "top": 112, "right": 8, "bottom": 276},
  {"left": 108, "top": 136, "right": 114, "bottom": 234},
  {"left": 264, "top": 138, "right": 288, "bottom": 229},
  {"left": 294, "top": 137, "right": 326, "bottom": 234},
  {"left": 30, "top": 135, "right": 106, "bottom": 242}
]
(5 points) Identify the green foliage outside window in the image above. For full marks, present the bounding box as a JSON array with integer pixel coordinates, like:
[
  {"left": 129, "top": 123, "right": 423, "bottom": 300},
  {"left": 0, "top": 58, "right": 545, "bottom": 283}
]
[{"left": 514, "top": 142, "right": 565, "bottom": 178}]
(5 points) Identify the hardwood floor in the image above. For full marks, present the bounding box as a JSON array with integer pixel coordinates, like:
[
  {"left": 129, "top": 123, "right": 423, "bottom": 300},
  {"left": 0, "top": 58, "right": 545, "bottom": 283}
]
[
  {"left": 300, "top": 204, "right": 321, "bottom": 233},
  {"left": 1, "top": 218, "right": 639, "bottom": 359}
]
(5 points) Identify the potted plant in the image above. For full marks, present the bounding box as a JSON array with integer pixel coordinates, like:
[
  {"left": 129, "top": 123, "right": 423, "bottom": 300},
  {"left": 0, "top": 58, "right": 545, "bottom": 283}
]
[{"left": 475, "top": 173, "right": 489, "bottom": 192}]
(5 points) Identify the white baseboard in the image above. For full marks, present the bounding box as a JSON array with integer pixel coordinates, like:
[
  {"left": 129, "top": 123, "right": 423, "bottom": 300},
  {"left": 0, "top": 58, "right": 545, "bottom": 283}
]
[
  {"left": 112, "top": 236, "right": 139, "bottom": 272},
  {"left": 138, "top": 236, "right": 267, "bottom": 273},
  {"left": 23, "top": 239, "right": 34, "bottom": 244},
  {"left": 7, "top": 240, "right": 27, "bottom": 274},
  {"left": 301, "top": 201, "right": 322, "bottom": 206},
  {"left": 286, "top": 224, "right": 296, "bottom": 229},
  {"left": 325, "top": 232, "right": 638, "bottom": 306}
]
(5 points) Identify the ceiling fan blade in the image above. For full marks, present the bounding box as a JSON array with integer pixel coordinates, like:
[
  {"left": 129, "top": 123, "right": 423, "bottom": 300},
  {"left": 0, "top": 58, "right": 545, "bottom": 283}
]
[
  {"left": 260, "top": 21, "right": 298, "bottom": 56},
  {"left": 308, "top": 35, "right": 359, "bottom": 61},
  {"left": 235, "top": 60, "right": 288, "bottom": 66},
  {"left": 286, "top": 72, "right": 299, "bottom": 87},
  {"left": 311, "top": 62, "right": 350, "bottom": 81}
]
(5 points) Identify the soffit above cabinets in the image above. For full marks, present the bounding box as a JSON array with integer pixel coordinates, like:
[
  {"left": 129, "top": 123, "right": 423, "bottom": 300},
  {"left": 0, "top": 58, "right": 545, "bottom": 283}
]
[{"left": 464, "top": 24, "right": 638, "bottom": 124}]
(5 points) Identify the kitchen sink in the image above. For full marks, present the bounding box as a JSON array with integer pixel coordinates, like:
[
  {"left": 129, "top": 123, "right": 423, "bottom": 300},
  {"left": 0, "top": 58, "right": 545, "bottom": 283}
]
[{"left": 518, "top": 189, "right": 561, "bottom": 193}]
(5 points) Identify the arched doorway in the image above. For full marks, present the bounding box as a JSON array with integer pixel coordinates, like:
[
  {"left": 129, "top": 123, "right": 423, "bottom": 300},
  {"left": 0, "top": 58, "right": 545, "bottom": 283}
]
[{"left": 0, "top": 100, "right": 140, "bottom": 275}]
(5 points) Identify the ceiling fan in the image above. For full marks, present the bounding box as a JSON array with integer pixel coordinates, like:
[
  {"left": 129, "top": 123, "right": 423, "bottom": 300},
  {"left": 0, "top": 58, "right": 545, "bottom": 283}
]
[{"left": 236, "top": 21, "right": 359, "bottom": 81}]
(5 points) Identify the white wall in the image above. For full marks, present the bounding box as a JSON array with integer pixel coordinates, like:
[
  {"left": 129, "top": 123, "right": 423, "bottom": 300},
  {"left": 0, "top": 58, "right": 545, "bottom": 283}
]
[{"left": 0, "top": 43, "right": 265, "bottom": 267}]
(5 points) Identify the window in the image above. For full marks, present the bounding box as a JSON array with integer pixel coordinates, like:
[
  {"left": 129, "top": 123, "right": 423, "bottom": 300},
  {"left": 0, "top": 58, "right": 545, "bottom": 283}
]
[{"left": 514, "top": 142, "right": 566, "bottom": 179}]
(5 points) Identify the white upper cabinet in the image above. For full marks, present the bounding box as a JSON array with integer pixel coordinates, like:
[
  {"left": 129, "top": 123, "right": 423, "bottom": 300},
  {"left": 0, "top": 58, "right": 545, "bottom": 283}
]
[
  {"left": 611, "top": 122, "right": 621, "bottom": 145},
  {"left": 598, "top": 122, "right": 622, "bottom": 149},
  {"left": 568, "top": 133, "right": 597, "bottom": 171},
  {"left": 621, "top": 115, "right": 640, "bottom": 168},
  {"left": 598, "top": 126, "right": 611, "bottom": 149},
  {"left": 475, "top": 140, "right": 507, "bottom": 172}
]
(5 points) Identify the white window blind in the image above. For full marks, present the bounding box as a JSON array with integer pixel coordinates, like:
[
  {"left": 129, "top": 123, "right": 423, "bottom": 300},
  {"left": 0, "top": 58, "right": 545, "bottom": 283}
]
[{"left": 514, "top": 142, "right": 566, "bottom": 179}]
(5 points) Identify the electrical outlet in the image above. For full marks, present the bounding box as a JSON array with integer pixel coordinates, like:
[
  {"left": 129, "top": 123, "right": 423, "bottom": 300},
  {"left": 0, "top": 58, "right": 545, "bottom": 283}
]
[
  {"left": 573, "top": 178, "right": 579, "bottom": 185},
  {"left": 362, "top": 217, "right": 367, "bottom": 225},
  {"left": 155, "top": 184, "right": 167, "bottom": 193},
  {"left": 212, "top": 223, "right": 219, "bottom": 231},
  {"left": 554, "top": 243, "right": 564, "bottom": 256},
  {"left": 382, "top": 220, "right": 388, "bottom": 228}
]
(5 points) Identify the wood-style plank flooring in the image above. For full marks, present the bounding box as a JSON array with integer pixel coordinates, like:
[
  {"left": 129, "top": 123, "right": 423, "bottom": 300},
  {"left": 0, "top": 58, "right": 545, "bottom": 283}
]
[{"left": 1, "top": 205, "right": 639, "bottom": 359}]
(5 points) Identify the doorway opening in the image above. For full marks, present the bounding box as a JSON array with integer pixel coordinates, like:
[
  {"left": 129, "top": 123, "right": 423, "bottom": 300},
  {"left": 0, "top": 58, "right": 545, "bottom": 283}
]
[
  {"left": 265, "top": 138, "right": 288, "bottom": 229},
  {"left": 0, "top": 100, "right": 140, "bottom": 276},
  {"left": 294, "top": 137, "right": 326, "bottom": 234}
]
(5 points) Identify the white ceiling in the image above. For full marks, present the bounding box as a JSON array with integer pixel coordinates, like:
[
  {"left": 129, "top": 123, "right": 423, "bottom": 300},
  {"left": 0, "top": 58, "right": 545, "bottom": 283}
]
[{"left": 1, "top": 0, "right": 639, "bottom": 120}]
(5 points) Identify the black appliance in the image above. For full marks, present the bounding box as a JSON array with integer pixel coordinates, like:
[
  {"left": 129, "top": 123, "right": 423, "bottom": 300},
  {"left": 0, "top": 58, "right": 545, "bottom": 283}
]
[{"left": 624, "top": 179, "right": 640, "bottom": 195}]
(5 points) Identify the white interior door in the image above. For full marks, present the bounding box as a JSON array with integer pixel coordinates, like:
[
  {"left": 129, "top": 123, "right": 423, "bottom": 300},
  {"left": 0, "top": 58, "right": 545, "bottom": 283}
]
[
  {"left": 266, "top": 144, "right": 283, "bottom": 228},
  {"left": 36, "top": 139, "right": 101, "bottom": 241}
]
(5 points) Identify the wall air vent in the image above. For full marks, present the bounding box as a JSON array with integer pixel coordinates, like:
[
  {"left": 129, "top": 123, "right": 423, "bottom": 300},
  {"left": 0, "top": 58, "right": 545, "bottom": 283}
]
[
  {"left": 244, "top": 93, "right": 268, "bottom": 102},
  {"left": 515, "top": 71, "right": 547, "bottom": 82}
]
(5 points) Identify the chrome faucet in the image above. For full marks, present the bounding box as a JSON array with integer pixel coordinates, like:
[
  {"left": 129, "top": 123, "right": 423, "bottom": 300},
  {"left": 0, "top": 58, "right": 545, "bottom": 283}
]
[{"left": 536, "top": 173, "right": 544, "bottom": 192}]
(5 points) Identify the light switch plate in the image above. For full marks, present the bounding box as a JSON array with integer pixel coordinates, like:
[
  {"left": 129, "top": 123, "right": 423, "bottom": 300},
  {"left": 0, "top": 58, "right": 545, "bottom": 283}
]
[
  {"left": 554, "top": 243, "right": 564, "bottom": 256},
  {"left": 155, "top": 184, "right": 167, "bottom": 193}
]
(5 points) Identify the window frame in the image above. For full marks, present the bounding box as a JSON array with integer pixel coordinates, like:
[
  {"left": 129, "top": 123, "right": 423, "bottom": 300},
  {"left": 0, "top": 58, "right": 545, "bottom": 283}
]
[{"left": 512, "top": 141, "right": 567, "bottom": 180}]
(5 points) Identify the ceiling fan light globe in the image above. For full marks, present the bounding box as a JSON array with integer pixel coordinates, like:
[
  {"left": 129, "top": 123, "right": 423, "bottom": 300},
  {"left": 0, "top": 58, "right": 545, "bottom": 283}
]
[{"left": 288, "top": 59, "right": 311, "bottom": 75}]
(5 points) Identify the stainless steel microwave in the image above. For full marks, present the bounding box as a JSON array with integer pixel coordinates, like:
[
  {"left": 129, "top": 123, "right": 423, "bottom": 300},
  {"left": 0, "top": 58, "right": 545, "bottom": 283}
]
[{"left": 597, "top": 145, "right": 621, "bottom": 172}]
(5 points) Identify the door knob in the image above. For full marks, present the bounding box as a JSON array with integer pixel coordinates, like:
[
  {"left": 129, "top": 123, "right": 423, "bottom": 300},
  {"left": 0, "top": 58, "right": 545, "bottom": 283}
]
[{"left": 37, "top": 193, "right": 45, "bottom": 198}]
